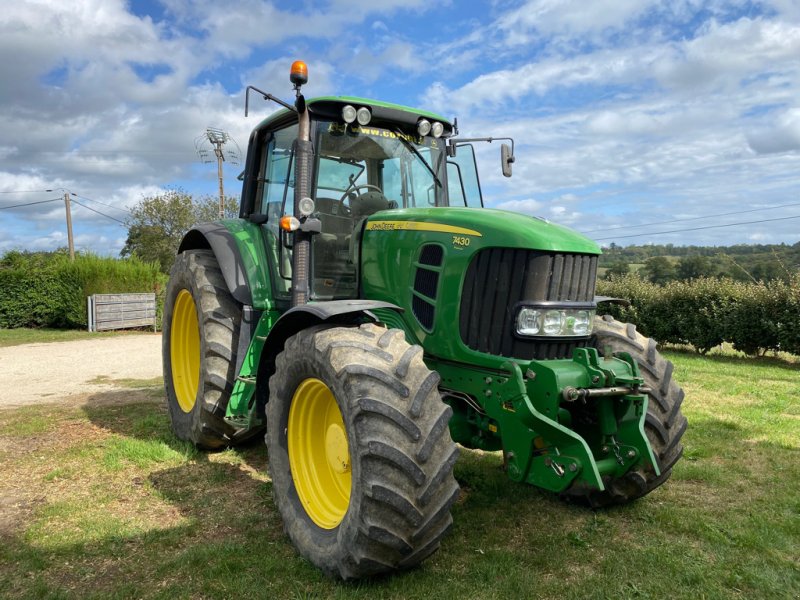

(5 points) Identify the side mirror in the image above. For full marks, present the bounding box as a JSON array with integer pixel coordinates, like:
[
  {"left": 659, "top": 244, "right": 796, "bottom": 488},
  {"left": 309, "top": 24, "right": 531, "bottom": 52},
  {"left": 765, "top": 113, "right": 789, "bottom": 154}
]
[{"left": 501, "top": 143, "right": 514, "bottom": 178}]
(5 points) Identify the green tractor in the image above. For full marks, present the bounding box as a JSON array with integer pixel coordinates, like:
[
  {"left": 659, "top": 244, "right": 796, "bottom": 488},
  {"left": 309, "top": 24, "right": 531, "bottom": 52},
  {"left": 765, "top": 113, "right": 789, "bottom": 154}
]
[{"left": 162, "top": 61, "right": 686, "bottom": 579}]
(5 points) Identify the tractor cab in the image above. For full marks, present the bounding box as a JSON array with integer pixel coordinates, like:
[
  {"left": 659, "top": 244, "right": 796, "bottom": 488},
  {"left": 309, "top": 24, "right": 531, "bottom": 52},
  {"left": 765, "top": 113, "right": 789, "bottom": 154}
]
[
  {"left": 241, "top": 92, "right": 483, "bottom": 300},
  {"left": 239, "top": 96, "right": 486, "bottom": 301}
]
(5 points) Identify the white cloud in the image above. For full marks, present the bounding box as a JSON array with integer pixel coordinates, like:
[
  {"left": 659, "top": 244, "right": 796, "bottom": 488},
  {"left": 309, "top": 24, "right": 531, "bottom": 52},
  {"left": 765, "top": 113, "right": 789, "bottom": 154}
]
[
  {"left": 653, "top": 18, "right": 800, "bottom": 92},
  {"left": 497, "top": 0, "right": 658, "bottom": 44},
  {"left": 340, "top": 41, "right": 424, "bottom": 82},
  {"left": 493, "top": 198, "right": 542, "bottom": 214},
  {"left": 426, "top": 17, "right": 800, "bottom": 115},
  {"left": 746, "top": 107, "right": 800, "bottom": 154},
  {"left": 168, "top": 0, "right": 431, "bottom": 59}
]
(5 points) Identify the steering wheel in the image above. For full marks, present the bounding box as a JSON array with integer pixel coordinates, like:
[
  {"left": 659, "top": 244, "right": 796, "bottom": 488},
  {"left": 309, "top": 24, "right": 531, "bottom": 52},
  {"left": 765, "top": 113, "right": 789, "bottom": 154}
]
[
  {"left": 338, "top": 183, "right": 383, "bottom": 210},
  {"left": 337, "top": 184, "right": 384, "bottom": 217}
]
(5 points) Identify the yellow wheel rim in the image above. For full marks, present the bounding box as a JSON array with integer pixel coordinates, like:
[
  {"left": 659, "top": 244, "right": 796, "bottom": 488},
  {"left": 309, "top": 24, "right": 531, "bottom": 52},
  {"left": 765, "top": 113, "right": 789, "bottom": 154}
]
[
  {"left": 287, "top": 378, "right": 352, "bottom": 529},
  {"left": 170, "top": 289, "right": 200, "bottom": 413}
]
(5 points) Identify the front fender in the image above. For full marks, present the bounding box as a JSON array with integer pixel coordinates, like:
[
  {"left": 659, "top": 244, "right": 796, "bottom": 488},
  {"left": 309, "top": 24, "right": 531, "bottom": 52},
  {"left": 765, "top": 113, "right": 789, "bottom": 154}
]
[{"left": 262, "top": 300, "right": 403, "bottom": 368}]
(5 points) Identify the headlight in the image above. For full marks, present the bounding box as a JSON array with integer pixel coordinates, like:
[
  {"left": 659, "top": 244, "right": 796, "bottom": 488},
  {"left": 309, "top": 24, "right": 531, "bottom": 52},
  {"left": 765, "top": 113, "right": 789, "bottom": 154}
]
[
  {"left": 516, "top": 305, "right": 595, "bottom": 338},
  {"left": 517, "top": 308, "right": 541, "bottom": 335},
  {"left": 570, "top": 310, "right": 592, "bottom": 335}
]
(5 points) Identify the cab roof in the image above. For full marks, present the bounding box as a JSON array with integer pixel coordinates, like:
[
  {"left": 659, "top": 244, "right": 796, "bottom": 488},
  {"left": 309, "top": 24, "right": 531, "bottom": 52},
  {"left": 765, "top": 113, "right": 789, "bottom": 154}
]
[{"left": 253, "top": 95, "right": 454, "bottom": 137}]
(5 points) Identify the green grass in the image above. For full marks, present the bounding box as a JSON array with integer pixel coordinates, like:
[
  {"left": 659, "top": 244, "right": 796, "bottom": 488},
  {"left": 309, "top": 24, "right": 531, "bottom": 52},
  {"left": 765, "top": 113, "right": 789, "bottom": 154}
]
[
  {"left": 0, "top": 328, "right": 153, "bottom": 348},
  {"left": 0, "top": 351, "right": 798, "bottom": 599}
]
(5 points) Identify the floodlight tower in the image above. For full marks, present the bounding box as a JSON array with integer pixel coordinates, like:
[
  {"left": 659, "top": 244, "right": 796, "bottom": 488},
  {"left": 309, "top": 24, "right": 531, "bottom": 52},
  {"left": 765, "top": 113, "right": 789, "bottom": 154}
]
[{"left": 195, "top": 128, "right": 241, "bottom": 218}]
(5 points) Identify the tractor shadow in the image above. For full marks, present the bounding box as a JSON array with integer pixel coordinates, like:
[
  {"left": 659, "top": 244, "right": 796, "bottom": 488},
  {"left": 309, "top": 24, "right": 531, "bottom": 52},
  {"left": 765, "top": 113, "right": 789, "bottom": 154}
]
[{"left": 80, "top": 387, "right": 275, "bottom": 524}]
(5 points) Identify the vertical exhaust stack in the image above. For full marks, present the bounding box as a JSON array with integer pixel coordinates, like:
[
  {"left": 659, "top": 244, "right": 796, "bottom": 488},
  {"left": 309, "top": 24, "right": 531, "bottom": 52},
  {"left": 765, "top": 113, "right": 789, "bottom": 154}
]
[{"left": 289, "top": 61, "right": 312, "bottom": 307}]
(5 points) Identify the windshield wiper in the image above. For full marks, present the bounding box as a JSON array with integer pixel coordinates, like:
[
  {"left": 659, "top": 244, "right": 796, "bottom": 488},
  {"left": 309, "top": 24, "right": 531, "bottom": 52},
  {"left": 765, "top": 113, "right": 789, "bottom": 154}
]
[{"left": 394, "top": 129, "right": 442, "bottom": 188}]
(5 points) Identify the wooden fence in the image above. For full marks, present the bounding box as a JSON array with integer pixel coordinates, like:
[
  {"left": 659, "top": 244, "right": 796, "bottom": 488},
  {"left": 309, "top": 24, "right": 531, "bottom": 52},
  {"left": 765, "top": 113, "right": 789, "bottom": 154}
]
[{"left": 88, "top": 293, "right": 157, "bottom": 332}]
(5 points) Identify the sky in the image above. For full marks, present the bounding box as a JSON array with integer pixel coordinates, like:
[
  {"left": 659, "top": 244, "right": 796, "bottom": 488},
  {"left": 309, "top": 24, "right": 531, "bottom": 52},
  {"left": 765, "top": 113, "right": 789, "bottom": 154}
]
[{"left": 1, "top": 0, "right": 799, "bottom": 256}]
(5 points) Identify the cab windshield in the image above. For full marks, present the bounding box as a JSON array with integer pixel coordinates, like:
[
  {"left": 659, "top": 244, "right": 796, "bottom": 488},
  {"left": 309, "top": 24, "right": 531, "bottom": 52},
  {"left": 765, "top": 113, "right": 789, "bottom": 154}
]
[{"left": 314, "top": 121, "right": 447, "bottom": 212}]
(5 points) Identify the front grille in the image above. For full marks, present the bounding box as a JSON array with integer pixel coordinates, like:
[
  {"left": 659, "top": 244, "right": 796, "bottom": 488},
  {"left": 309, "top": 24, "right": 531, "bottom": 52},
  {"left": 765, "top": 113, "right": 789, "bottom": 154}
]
[
  {"left": 459, "top": 249, "right": 597, "bottom": 360},
  {"left": 419, "top": 244, "right": 444, "bottom": 266},
  {"left": 412, "top": 244, "right": 443, "bottom": 332},
  {"left": 412, "top": 296, "right": 435, "bottom": 330}
]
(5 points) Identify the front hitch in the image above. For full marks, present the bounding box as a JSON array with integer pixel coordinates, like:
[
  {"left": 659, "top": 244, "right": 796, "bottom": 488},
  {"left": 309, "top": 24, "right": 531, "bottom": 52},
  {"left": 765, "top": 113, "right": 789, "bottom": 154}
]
[{"left": 486, "top": 347, "right": 659, "bottom": 494}]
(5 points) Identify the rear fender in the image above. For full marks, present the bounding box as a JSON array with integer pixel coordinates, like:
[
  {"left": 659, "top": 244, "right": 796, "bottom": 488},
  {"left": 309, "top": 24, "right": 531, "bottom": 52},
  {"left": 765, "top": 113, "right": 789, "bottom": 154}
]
[{"left": 179, "top": 224, "right": 252, "bottom": 305}]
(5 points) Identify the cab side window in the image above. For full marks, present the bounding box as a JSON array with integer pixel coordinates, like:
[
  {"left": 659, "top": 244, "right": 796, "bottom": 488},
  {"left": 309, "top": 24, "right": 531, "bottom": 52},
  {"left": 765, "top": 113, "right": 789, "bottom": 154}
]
[
  {"left": 257, "top": 124, "right": 298, "bottom": 294},
  {"left": 447, "top": 144, "right": 483, "bottom": 208},
  {"left": 259, "top": 124, "right": 298, "bottom": 220}
]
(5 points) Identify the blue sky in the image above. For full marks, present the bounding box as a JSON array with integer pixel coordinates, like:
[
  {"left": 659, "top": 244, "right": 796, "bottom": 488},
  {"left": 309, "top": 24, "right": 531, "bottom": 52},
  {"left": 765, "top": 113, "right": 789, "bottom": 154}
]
[{"left": 1, "top": 0, "right": 799, "bottom": 255}]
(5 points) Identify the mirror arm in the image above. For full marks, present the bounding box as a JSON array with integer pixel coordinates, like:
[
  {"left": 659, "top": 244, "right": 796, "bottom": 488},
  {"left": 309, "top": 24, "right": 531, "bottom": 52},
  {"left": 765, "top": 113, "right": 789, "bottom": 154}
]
[
  {"left": 448, "top": 137, "right": 515, "bottom": 155},
  {"left": 245, "top": 86, "right": 297, "bottom": 116}
]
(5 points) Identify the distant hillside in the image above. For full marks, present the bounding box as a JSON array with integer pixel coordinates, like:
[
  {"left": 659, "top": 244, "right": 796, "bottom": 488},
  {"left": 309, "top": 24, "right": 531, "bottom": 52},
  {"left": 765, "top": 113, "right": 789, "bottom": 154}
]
[{"left": 597, "top": 242, "right": 800, "bottom": 282}]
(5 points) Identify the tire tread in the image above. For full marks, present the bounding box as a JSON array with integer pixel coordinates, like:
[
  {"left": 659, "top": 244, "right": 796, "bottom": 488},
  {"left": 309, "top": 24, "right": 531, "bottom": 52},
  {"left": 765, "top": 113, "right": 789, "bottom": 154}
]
[{"left": 267, "top": 324, "right": 459, "bottom": 579}]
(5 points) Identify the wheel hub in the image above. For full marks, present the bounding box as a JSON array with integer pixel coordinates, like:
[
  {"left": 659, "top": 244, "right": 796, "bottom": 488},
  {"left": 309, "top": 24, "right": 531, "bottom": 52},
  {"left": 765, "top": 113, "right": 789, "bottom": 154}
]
[
  {"left": 170, "top": 289, "right": 200, "bottom": 413},
  {"left": 325, "top": 423, "right": 350, "bottom": 474},
  {"left": 287, "top": 378, "right": 352, "bottom": 529}
]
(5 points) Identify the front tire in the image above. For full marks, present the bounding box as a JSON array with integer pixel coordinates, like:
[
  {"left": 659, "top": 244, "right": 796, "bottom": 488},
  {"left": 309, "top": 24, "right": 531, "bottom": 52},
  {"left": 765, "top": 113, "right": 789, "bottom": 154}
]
[
  {"left": 267, "top": 324, "right": 460, "bottom": 579},
  {"left": 162, "top": 250, "right": 240, "bottom": 449}
]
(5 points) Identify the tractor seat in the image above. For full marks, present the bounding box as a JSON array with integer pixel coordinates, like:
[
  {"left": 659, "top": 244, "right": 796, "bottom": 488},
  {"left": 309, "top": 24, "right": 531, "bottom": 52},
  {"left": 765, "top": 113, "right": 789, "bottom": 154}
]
[
  {"left": 349, "top": 191, "right": 396, "bottom": 218},
  {"left": 347, "top": 194, "right": 398, "bottom": 265}
]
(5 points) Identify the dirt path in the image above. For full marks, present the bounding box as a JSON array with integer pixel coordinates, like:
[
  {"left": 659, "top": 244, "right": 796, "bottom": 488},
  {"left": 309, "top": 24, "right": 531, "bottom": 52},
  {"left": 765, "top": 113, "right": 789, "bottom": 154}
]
[{"left": 0, "top": 334, "right": 163, "bottom": 409}]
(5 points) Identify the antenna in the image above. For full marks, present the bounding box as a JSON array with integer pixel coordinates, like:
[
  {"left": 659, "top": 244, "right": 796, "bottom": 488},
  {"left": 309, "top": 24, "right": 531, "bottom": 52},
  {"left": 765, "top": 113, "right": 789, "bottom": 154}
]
[{"left": 194, "top": 128, "right": 241, "bottom": 218}]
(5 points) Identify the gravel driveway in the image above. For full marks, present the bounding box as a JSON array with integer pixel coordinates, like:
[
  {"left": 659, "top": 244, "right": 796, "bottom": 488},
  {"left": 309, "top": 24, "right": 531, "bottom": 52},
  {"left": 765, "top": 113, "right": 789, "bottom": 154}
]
[{"left": 0, "top": 334, "right": 163, "bottom": 409}]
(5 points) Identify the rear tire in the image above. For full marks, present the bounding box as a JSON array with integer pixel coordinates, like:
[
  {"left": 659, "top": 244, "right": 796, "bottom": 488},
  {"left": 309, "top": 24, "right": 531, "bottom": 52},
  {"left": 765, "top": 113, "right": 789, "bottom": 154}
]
[
  {"left": 563, "top": 315, "right": 688, "bottom": 507},
  {"left": 266, "top": 324, "right": 460, "bottom": 579},
  {"left": 162, "top": 250, "right": 240, "bottom": 449}
]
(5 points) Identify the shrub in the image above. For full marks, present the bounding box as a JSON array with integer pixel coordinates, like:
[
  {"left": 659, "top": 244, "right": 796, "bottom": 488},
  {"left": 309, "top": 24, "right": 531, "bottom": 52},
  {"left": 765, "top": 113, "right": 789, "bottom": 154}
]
[
  {"left": 597, "top": 274, "right": 800, "bottom": 356},
  {"left": 0, "top": 250, "right": 166, "bottom": 329}
]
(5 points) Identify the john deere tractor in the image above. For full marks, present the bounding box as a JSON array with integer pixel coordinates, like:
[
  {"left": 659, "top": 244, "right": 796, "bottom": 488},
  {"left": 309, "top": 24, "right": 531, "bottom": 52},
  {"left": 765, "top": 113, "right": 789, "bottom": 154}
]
[{"left": 163, "top": 62, "right": 686, "bottom": 579}]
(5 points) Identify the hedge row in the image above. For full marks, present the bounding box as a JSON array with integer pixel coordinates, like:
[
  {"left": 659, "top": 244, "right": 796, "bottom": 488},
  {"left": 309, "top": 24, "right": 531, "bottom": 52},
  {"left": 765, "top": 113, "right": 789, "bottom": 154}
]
[
  {"left": 0, "top": 251, "right": 167, "bottom": 329},
  {"left": 597, "top": 275, "right": 800, "bottom": 356}
]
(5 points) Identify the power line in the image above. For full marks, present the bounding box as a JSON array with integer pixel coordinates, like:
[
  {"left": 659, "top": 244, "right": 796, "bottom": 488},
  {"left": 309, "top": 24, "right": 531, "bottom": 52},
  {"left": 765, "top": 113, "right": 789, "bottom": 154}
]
[
  {"left": 594, "top": 214, "right": 800, "bottom": 241},
  {"left": 70, "top": 199, "right": 127, "bottom": 225},
  {"left": 73, "top": 193, "right": 131, "bottom": 215},
  {"left": 579, "top": 201, "right": 800, "bottom": 234},
  {"left": 0, "top": 198, "right": 62, "bottom": 210},
  {"left": 0, "top": 189, "right": 52, "bottom": 194}
]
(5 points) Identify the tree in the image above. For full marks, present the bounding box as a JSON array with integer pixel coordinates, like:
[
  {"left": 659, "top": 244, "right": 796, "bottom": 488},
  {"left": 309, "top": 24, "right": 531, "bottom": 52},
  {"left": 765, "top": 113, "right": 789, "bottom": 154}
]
[
  {"left": 121, "top": 190, "right": 240, "bottom": 272},
  {"left": 604, "top": 261, "right": 630, "bottom": 280},
  {"left": 750, "top": 261, "right": 785, "bottom": 283},
  {"left": 677, "top": 255, "right": 716, "bottom": 280},
  {"left": 194, "top": 194, "right": 240, "bottom": 222},
  {"left": 642, "top": 256, "right": 676, "bottom": 285}
]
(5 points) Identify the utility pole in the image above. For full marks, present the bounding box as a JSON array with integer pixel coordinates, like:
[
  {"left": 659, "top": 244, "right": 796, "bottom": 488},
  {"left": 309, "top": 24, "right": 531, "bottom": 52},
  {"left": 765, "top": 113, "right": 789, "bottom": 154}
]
[
  {"left": 195, "top": 128, "right": 240, "bottom": 218},
  {"left": 63, "top": 191, "right": 75, "bottom": 260},
  {"left": 47, "top": 188, "right": 75, "bottom": 260},
  {"left": 214, "top": 143, "right": 225, "bottom": 218}
]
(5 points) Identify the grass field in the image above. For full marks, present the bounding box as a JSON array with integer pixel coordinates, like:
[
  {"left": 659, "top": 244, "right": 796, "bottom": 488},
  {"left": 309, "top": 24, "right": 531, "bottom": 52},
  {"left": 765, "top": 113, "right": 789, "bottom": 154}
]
[
  {"left": 0, "top": 329, "right": 145, "bottom": 348},
  {"left": 0, "top": 350, "right": 798, "bottom": 599}
]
